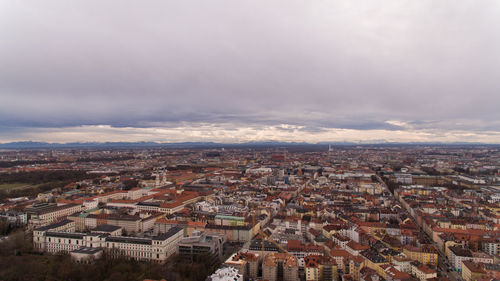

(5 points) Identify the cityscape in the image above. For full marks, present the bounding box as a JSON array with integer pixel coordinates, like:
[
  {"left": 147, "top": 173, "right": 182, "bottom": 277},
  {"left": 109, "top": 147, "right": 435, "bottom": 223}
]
[
  {"left": 0, "top": 144, "right": 499, "bottom": 280},
  {"left": 1, "top": 1, "right": 500, "bottom": 280}
]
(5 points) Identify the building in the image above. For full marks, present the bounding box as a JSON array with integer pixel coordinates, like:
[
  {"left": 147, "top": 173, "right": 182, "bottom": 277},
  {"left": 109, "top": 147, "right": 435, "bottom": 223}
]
[
  {"left": 206, "top": 267, "right": 243, "bottom": 281},
  {"left": 34, "top": 226, "right": 183, "bottom": 263},
  {"left": 205, "top": 224, "right": 253, "bottom": 242},
  {"left": 472, "top": 251, "right": 493, "bottom": 264},
  {"left": 403, "top": 245, "right": 438, "bottom": 266},
  {"left": 448, "top": 246, "right": 473, "bottom": 272},
  {"left": 177, "top": 230, "right": 225, "bottom": 260},
  {"left": 224, "top": 252, "right": 259, "bottom": 280},
  {"left": 262, "top": 252, "right": 299, "bottom": 281},
  {"left": 287, "top": 240, "right": 324, "bottom": 268},
  {"left": 84, "top": 213, "right": 143, "bottom": 234},
  {"left": 392, "top": 255, "right": 412, "bottom": 273},
  {"left": 33, "top": 219, "right": 76, "bottom": 251},
  {"left": 412, "top": 263, "right": 437, "bottom": 281},
  {"left": 481, "top": 237, "right": 499, "bottom": 256},
  {"left": 483, "top": 263, "right": 500, "bottom": 280},
  {"left": 28, "top": 203, "right": 82, "bottom": 227},
  {"left": 304, "top": 254, "right": 338, "bottom": 281},
  {"left": 462, "top": 261, "right": 486, "bottom": 281},
  {"left": 332, "top": 233, "right": 350, "bottom": 249},
  {"left": 0, "top": 211, "right": 27, "bottom": 225},
  {"left": 91, "top": 224, "right": 122, "bottom": 236}
]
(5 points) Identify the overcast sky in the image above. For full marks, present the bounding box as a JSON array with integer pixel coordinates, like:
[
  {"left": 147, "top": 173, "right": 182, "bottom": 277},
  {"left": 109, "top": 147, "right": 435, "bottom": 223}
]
[{"left": 1, "top": 0, "right": 500, "bottom": 143}]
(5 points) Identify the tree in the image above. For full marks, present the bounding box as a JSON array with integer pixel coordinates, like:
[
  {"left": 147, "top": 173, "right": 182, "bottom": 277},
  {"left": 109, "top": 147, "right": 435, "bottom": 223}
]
[
  {"left": 122, "top": 179, "right": 139, "bottom": 190},
  {"left": 0, "top": 218, "right": 11, "bottom": 236}
]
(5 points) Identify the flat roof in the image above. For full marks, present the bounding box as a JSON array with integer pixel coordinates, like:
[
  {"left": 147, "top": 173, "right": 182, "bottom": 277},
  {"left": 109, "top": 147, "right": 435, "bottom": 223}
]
[
  {"left": 46, "top": 232, "right": 85, "bottom": 239},
  {"left": 153, "top": 226, "right": 183, "bottom": 240},
  {"left": 34, "top": 219, "right": 74, "bottom": 232},
  {"left": 92, "top": 224, "right": 122, "bottom": 232},
  {"left": 106, "top": 236, "right": 152, "bottom": 245}
]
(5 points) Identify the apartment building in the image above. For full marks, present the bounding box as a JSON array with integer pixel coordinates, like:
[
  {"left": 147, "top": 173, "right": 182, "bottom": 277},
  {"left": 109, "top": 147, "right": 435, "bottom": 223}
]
[
  {"left": 412, "top": 263, "right": 437, "bottom": 281},
  {"left": 403, "top": 245, "right": 438, "bottom": 266},
  {"left": 304, "top": 254, "right": 338, "bottom": 281},
  {"left": 262, "top": 252, "right": 299, "bottom": 281},
  {"left": 448, "top": 246, "right": 473, "bottom": 272},
  {"left": 462, "top": 261, "right": 486, "bottom": 281},
  {"left": 483, "top": 263, "right": 500, "bottom": 280},
  {"left": 482, "top": 237, "right": 499, "bottom": 256},
  {"left": 332, "top": 233, "right": 350, "bottom": 249},
  {"left": 224, "top": 252, "right": 259, "bottom": 280},
  {"left": 287, "top": 240, "right": 323, "bottom": 268}
]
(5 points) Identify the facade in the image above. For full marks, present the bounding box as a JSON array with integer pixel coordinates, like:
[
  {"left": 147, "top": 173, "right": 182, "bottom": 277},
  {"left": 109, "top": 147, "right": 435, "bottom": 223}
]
[
  {"left": 224, "top": 252, "right": 259, "bottom": 280},
  {"left": 28, "top": 203, "right": 82, "bottom": 227},
  {"left": 481, "top": 238, "right": 499, "bottom": 256},
  {"left": 287, "top": 240, "right": 323, "bottom": 268},
  {"left": 472, "top": 251, "right": 494, "bottom": 264},
  {"left": 403, "top": 245, "right": 438, "bottom": 266},
  {"left": 34, "top": 226, "right": 183, "bottom": 262},
  {"left": 33, "top": 219, "right": 76, "bottom": 251},
  {"left": 177, "top": 230, "right": 225, "bottom": 259},
  {"left": 0, "top": 211, "right": 27, "bottom": 225},
  {"left": 205, "top": 224, "right": 253, "bottom": 242},
  {"left": 332, "top": 233, "right": 350, "bottom": 249},
  {"left": 85, "top": 214, "right": 142, "bottom": 234},
  {"left": 462, "top": 261, "right": 486, "bottom": 281},
  {"left": 483, "top": 263, "right": 500, "bottom": 280},
  {"left": 448, "top": 246, "right": 473, "bottom": 272},
  {"left": 412, "top": 264, "right": 437, "bottom": 281},
  {"left": 91, "top": 224, "right": 122, "bottom": 236},
  {"left": 304, "top": 254, "right": 338, "bottom": 281},
  {"left": 392, "top": 256, "right": 412, "bottom": 273},
  {"left": 262, "top": 252, "right": 299, "bottom": 281}
]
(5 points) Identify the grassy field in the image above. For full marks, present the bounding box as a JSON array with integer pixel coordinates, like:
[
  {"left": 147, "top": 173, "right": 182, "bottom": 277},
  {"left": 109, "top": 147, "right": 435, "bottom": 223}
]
[{"left": 0, "top": 183, "right": 32, "bottom": 191}]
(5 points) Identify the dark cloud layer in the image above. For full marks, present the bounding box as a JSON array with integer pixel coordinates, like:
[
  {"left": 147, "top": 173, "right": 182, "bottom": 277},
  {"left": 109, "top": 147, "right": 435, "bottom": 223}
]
[{"left": 1, "top": 1, "right": 500, "bottom": 142}]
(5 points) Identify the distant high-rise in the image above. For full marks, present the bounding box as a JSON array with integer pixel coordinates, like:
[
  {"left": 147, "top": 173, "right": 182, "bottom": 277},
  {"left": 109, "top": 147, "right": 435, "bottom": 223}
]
[{"left": 328, "top": 144, "right": 333, "bottom": 153}]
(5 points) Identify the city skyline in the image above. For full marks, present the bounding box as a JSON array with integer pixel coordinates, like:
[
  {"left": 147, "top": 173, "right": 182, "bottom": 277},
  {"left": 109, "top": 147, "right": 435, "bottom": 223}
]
[{"left": 1, "top": 1, "right": 500, "bottom": 143}]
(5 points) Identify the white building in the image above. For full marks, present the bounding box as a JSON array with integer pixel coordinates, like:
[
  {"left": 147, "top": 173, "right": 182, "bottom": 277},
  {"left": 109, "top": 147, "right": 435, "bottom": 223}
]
[
  {"left": 34, "top": 226, "right": 183, "bottom": 263},
  {"left": 448, "top": 246, "right": 473, "bottom": 272},
  {"left": 207, "top": 267, "right": 243, "bottom": 281}
]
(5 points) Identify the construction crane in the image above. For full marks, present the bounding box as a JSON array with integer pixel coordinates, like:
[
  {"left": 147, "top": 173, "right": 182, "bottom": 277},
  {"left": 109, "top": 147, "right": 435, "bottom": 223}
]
[
  {"left": 250, "top": 206, "right": 288, "bottom": 259},
  {"left": 259, "top": 230, "right": 288, "bottom": 254}
]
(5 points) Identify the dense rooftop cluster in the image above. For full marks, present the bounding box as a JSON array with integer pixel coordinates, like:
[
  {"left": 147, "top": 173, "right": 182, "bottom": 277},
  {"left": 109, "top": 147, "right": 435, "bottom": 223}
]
[{"left": 0, "top": 145, "right": 499, "bottom": 281}]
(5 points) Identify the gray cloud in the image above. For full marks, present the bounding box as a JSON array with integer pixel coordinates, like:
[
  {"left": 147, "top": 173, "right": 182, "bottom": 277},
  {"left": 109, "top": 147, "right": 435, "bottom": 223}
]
[{"left": 1, "top": 0, "right": 500, "bottom": 142}]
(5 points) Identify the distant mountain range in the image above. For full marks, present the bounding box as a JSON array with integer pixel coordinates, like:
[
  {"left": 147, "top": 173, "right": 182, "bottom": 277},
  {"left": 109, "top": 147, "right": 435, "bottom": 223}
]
[
  {"left": 0, "top": 141, "right": 498, "bottom": 149},
  {"left": 0, "top": 141, "right": 317, "bottom": 149}
]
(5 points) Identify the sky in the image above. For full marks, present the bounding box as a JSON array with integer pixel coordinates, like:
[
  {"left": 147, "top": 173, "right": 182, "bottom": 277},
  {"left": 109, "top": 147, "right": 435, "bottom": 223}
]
[{"left": 1, "top": 0, "right": 500, "bottom": 143}]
